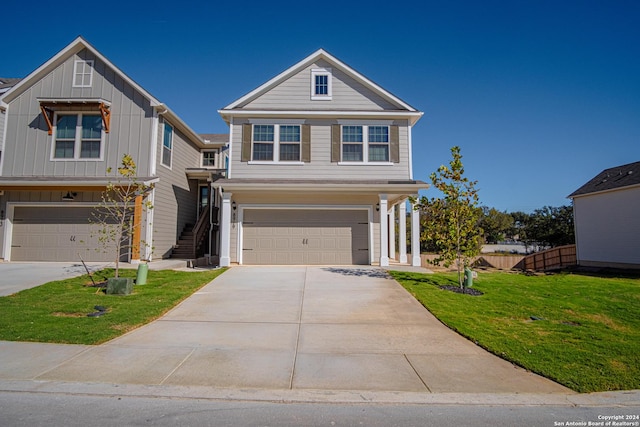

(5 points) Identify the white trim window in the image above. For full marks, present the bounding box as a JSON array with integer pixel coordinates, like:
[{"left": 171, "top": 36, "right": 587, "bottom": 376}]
[
  {"left": 311, "top": 68, "right": 332, "bottom": 100},
  {"left": 251, "top": 124, "right": 301, "bottom": 162},
  {"left": 201, "top": 150, "right": 217, "bottom": 168},
  {"left": 162, "top": 123, "right": 173, "bottom": 168},
  {"left": 52, "top": 113, "right": 103, "bottom": 160},
  {"left": 341, "top": 125, "right": 390, "bottom": 163},
  {"left": 73, "top": 60, "right": 94, "bottom": 87},
  {"left": 367, "top": 126, "right": 389, "bottom": 162}
]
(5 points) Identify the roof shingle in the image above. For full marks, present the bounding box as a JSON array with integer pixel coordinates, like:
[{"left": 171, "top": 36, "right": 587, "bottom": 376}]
[{"left": 569, "top": 160, "right": 640, "bottom": 197}]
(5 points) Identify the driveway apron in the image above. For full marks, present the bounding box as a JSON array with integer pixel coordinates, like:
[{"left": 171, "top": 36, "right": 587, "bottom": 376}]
[{"left": 7, "top": 266, "right": 570, "bottom": 393}]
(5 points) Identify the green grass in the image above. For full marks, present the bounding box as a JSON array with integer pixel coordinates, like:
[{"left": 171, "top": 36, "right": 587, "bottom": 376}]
[
  {"left": 0, "top": 268, "right": 226, "bottom": 345},
  {"left": 390, "top": 270, "right": 640, "bottom": 393}
]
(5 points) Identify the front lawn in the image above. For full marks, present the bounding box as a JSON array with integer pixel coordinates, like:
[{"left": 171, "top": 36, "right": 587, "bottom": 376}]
[
  {"left": 390, "top": 270, "right": 640, "bottom": 393},
  {"left": 0, "top": 268, "right": 226, "bottom": 345}
]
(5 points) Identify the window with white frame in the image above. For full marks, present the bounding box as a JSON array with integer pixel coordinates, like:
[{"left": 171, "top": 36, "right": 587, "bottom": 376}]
[
  {"left": 311, "top": 68, "right": 332, "bottom": 100},
  {"left": 252, "top": 124, "right": 301, "bottom": 162},
  {"left": 341, "top": 125, "right": 390, "bottom": 163},
  {"left": 341, "top": 126, "right": 363, "bottom": 161},
  {"left": 367, "top": 126, "right": 389, "bottom": 162},
  {"left": 53, "top": 113, "right": 103, "bottom": 160},
  {"left": 202, "top": 150, "right": 217, "bottom": 167},
  {"left": 73, "top": 60, "right": 94, "bottom": 87},
  {"left": 162, "top": 123, "right": 173, "bottom": 168}
]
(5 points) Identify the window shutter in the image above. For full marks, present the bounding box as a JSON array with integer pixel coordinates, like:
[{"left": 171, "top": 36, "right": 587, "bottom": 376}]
[
  {"left": 331, "top": 124, "right": 340, "bottom": 162},
  {"left": 241, "top": 124, "right": 252, "bottom": 162},
  {"left": 301, "top": 124, "right": 311, "bottom": 163},
  {"left": 390, "top": 125, "right": 400, "bottom": 163}
]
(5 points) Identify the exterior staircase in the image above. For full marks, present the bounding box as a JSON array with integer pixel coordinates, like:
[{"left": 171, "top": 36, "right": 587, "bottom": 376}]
[{"left": 171, "top": 206, "right": 214, "bottom": 259}]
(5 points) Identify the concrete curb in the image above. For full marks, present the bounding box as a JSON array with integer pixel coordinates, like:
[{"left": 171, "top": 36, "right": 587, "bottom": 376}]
[{"left": 1, "top": 380, "right": 638, "bottom": 407}]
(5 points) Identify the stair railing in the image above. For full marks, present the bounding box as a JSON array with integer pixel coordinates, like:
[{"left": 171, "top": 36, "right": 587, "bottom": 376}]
[{"left": 192, "top": 205, "right": 211, "bottom": 258}]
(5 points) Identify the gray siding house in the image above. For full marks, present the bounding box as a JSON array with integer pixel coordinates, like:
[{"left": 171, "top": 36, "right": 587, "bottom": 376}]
[
  {"left": 569, "top": 161, "right": 640, "bottom": 269},
  {"left": 0, "top": 37, "right": 225, "bottom": 263},
  {"left": 216, "top": 49, "right": 427, "bottom": 267}
]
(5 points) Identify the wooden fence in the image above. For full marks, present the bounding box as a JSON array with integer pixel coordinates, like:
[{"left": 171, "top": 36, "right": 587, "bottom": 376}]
[{"left": 522, "top": 244, "right": 577, "bottom": 271}]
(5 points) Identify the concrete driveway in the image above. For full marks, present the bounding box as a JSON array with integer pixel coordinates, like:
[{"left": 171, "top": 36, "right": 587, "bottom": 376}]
[
  {"left": 0, "top": 262, "right": 106, "bottom": 296},
  {"left": 0, "top": 266, "right": 570, "bottom": 394}
]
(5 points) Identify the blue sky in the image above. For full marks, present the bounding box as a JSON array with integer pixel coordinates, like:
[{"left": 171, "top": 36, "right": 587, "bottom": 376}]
[{"left": 3, "top": 0, "right": 639, "bottom": 212}]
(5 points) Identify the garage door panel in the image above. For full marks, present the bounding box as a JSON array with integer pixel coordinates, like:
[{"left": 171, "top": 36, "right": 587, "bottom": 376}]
[
  {"left": 11, "top": 206, "right": 125, "bottom": 262},
  {"left": 242, "top": 209, "right": 369, "bottom": 265}
]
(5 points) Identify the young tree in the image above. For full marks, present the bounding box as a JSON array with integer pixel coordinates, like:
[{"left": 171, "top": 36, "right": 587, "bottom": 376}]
[
  {"left": 415, "top": 146, "right": 482, "bottom": 288},
  {"left": 91, "top": 154, "right": 153, "bottom": 278}
]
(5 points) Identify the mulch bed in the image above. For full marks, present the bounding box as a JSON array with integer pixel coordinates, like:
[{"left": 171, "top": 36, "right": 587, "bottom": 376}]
[{"left": 439, "top": 285, "right": 484, "bottom": 296}]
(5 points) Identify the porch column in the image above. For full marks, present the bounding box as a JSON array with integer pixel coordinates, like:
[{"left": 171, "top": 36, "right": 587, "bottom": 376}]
[
  {"left": 379, "top": 194, "right": 389, "bottom": 267},
  {"left": 398, "top": 199, "right": 408, "bottom": 264},
  {"left": 130, "top": 195, "right": 143, "bottom": 263},
  {"left": 388, "top": 204, "right": 396, "bottom": 261},
  {"left": 219, "top": 192, "right": 232, "bottom": 267},
  {"left": 411, "top": 199, "right": 421, "bottom": 267}
]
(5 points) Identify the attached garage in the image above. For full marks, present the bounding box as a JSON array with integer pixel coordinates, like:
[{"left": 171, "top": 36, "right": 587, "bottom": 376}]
[
  {"left": 10, "top": 206, "right": 124, "bottom": 262},
  {"left": 242, "top": 209, "right": 369, "bottom": 265}
]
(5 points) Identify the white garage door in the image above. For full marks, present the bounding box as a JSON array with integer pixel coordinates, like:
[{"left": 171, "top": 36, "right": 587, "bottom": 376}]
[
  {"left": 11, "top": 206, "right": 126, "bottom": 262},
  {"left": 242, "top": 209, "right": 369, "bottom": 265}
]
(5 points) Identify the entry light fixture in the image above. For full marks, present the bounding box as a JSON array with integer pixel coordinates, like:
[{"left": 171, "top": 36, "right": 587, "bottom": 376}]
[
  {"left": 376, "top": 203, "right": 380, "bottom": 212},
  {"left": 232, "top": 201, "right": 237, "bottom": 211},
  {"left": 62, "top": 191, "right": 77, "bottom": 201}
]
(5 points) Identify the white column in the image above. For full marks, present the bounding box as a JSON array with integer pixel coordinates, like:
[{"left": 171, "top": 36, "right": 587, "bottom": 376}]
[
  {"left": 388, "top": 204, "right": 396, "bottom": 261},
  {"left": 219, "top": 192, "right": 233, "bottom": 267},
  {"left": 411, "top": 200, "right": 421, "bottom": 267},
  {"left": 399, "top": 199, "right": 408, "bottom": 264},
  {"left": 379, "top": 194, "right": 389, "bottom": 267}
]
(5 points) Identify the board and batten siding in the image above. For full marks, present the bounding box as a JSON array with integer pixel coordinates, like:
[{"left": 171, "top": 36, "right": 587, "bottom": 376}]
[
  {"left": 1, "top": 48, "right": 154, "bottom": 178},
  {"left": 241, "top": 60, "right": 399, "bottom": 111},
  {"left": 574, "top": 186, "right": 640, "bottom": 267},
  {"left": 151, "top": 118, "right": 201, "bottom": 258},
  {"left": 229, "top": 118, "right": 412, "bottom": 180}
]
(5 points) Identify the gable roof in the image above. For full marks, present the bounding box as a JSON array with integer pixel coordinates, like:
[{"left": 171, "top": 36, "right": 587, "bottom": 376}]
[
  {"left": 569, "top": 161, "right": 640, "bottom": 198},
  {"left": 0, "top": 36, "right": 205, "bottom": 147},
  {"left": 219, "top": 49, "right": 423, "bottom": 124}
]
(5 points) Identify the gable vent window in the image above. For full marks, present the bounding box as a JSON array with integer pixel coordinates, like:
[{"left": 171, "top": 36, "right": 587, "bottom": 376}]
[
  {"left": 311, "top": 68, "right": 332, "bottom": 100},
  {"left": 73, "top": 60, "right": 94, "bottom": 87}
]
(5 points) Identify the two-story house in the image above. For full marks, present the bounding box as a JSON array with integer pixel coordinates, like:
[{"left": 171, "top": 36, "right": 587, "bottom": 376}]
[
  {"left": 215, "top": 49, "right": 427, "bottom": 267},
  {"left": 0, "top": 37, "right": 225, "bottom": 263}
]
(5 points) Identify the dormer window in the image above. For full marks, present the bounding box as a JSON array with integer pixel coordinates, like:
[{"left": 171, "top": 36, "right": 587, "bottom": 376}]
[
  {"left": 311, "top": 68, "right": 332, "bottom": 100},
  {"left": 73, "top": 60, "right": 94, "bottom": 87}
]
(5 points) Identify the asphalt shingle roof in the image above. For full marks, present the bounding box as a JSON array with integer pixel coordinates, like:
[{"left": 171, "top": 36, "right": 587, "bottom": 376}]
[{"left": 569, "top": 160, "right": 640, "bottom": 197}]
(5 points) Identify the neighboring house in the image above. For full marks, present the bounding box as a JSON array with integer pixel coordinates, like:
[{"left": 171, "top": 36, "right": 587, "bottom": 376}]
[
  {"left": 0, "top": 37, "right": 226, "bottom": 263},
  {"left": 0, "top": 78, "right": 21, "bottom": 96},
  {"left": 568, "top": 161, "right": 640, "bottom": 269},
  {"left": 215, "top": 49, "right": 427, "bottom": 267}
]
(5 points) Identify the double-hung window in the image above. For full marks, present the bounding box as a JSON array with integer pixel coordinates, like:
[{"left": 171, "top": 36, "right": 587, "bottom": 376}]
[
  {"left": 341, "top": 125, "right": 390, "bottom": 163},
  {"left": 252, "top": 125, "right": 275, "bottom": 161},
  {"left": 162, "top": 123, "right": 173, "bottom": 168},
  {"left": 53, "top": 113, "right": 103, "bottom": 160},
  {"left": 279, "top": 125, "right": 301, "bottom": 161},
  {"left": 367, "top": 126, "right": 389, "bottom": 162},
  {"left": 341, "top": 126, "right": 364, "bottom": 161},
  {"left": 251, "top": 124, "right": 301, "bottom": 162}
]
